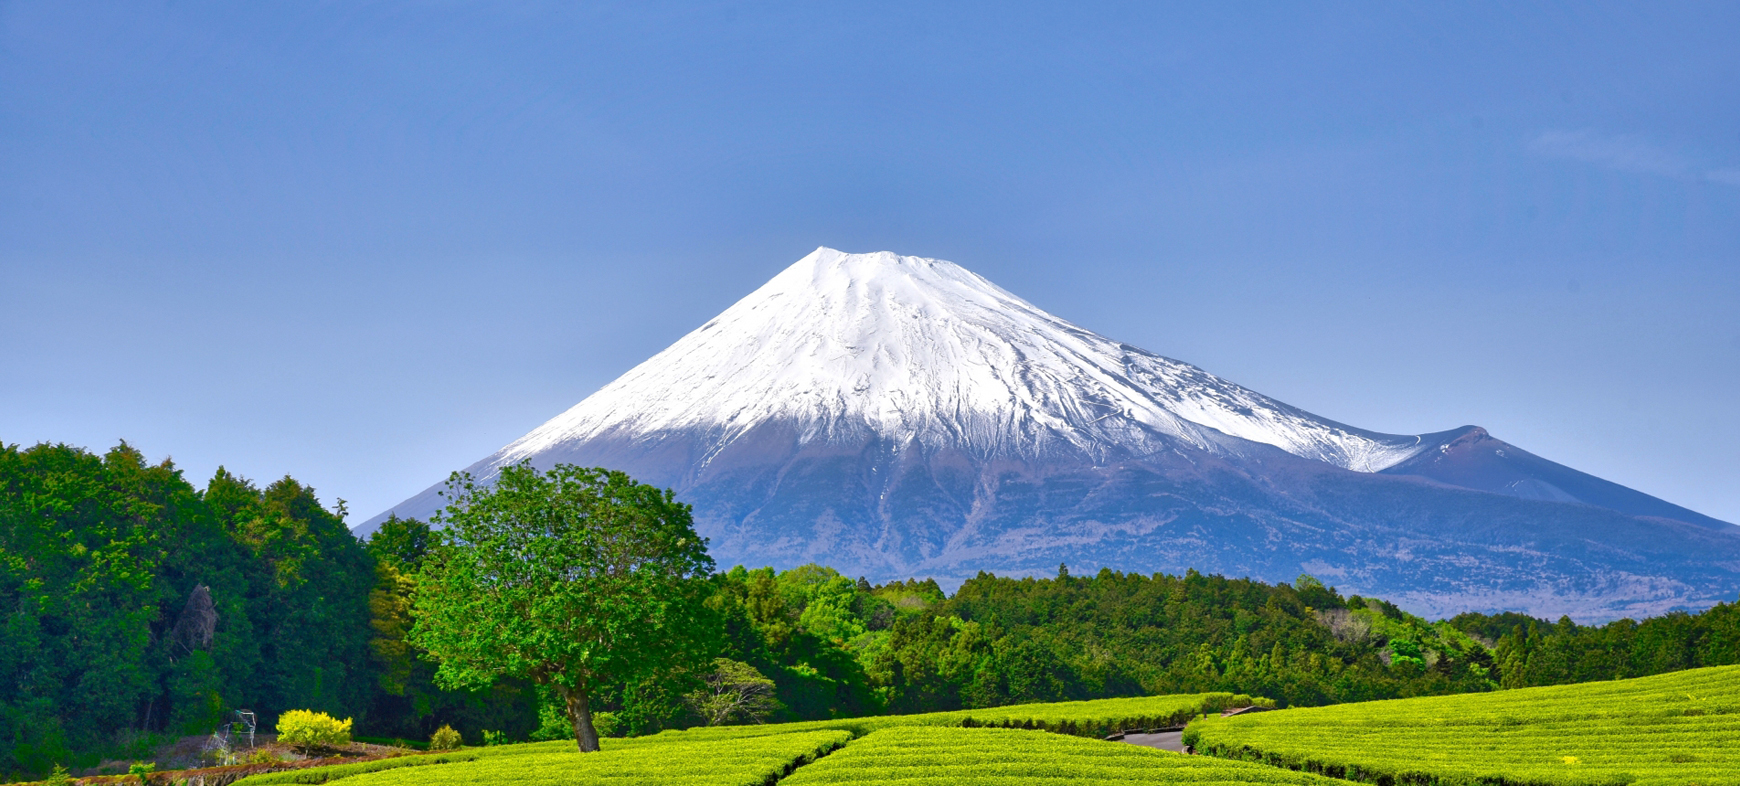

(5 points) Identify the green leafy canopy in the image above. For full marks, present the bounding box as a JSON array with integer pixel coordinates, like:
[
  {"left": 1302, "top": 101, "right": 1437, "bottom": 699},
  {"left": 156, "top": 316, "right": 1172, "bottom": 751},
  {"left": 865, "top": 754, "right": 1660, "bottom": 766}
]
[{"left": 409, "top": 463, "right": 720, "bottom": 750}]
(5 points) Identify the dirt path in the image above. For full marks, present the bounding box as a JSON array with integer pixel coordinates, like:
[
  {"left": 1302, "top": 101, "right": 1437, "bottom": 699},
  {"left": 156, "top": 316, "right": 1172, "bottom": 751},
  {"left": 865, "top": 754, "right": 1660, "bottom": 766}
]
[{"left": 1120, "top": 731, "right": 1187, "bottom": 753}]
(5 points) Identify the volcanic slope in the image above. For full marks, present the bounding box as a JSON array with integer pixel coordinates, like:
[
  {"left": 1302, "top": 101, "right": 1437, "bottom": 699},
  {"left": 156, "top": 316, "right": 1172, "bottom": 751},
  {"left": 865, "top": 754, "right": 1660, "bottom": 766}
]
[{"left": 364, "top": 247, "right": 1740, "bottom": 619}]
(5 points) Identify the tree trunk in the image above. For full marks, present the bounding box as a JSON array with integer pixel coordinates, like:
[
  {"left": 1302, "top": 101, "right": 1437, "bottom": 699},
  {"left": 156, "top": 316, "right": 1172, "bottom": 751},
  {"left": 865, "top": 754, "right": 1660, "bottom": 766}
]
[{"left": 561, "top": 686, "right": 602, "bottom": 753}]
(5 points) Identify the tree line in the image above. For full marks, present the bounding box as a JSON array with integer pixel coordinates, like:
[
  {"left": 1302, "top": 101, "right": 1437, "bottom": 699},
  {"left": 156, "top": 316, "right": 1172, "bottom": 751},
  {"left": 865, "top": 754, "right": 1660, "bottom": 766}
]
[{"left": 4, "top": 440, "right": 1740, "bottom": 776}]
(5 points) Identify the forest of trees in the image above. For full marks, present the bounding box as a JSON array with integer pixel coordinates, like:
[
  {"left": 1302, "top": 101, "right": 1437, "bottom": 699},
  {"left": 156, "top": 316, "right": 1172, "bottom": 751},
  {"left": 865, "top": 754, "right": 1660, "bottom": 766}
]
[{"left": 5, "top": 440, "right": 1740, "bottom": 778}]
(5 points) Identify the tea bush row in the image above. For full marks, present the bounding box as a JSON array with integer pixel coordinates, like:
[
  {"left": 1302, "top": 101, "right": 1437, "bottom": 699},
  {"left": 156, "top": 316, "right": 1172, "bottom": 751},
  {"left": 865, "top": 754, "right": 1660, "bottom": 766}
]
[
  {"left": 232, "top": 751, "right": 480, "bottom": 785},
  {"left": 652, "top": 691, "right": 1250, "bottom": 742},
  {"left": 298, "top": 730, "right": 850, "bottom": 786},
  {"left": 1187, "top": 664, "right": 1740, "bottom": 786},
  {"left": 781, "top": 726, "right": 1342, "bottom": 786}
]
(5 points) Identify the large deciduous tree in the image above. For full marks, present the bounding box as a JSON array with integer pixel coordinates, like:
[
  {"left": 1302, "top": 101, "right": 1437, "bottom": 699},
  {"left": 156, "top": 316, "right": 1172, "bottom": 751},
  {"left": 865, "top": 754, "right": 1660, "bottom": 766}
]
[{"left": 410, "top": 463, "right": 717, "bottom": 752}]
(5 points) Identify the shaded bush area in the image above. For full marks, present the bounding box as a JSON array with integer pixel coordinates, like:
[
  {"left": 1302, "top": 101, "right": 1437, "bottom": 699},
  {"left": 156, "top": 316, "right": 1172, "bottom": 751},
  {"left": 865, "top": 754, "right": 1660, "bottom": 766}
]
[
  {"left": 0, "top": 442, "right": 373, "bottom": 777},
  {"left": 1450, "top": 605, "right": 1740, "bottom": 688},
  {"left": 0, "top": 442, "right": 530, "bottom": 780},
  {"left": 888, "top": 568, "right": 1501, "bottom": 710}
]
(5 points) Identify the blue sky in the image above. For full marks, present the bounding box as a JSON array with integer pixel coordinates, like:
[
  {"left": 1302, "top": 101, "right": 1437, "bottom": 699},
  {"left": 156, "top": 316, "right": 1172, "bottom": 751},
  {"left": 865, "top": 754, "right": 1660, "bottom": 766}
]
[{"left": 3, "top": 1, "right": 1737, "bottom": 525}]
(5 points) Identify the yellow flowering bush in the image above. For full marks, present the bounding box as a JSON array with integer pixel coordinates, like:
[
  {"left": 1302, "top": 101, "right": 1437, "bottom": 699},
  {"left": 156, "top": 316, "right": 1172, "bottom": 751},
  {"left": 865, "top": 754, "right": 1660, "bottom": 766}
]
[{"left": 275, "top": 709, "right": 353, "bottom": 750}]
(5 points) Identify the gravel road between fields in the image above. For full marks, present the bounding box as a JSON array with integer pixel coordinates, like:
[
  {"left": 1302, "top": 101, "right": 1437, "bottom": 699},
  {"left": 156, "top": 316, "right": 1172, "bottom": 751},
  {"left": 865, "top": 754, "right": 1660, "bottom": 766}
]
[{"left": 1120, "top": 731, "right": 1187, "bottom": 753}]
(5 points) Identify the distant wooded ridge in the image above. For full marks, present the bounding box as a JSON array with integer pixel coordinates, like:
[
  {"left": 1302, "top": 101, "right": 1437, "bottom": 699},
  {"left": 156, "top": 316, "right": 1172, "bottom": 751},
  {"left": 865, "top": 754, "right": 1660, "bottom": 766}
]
[{"left": 4, "top": 439, "right": 1737, "bottom": 780}]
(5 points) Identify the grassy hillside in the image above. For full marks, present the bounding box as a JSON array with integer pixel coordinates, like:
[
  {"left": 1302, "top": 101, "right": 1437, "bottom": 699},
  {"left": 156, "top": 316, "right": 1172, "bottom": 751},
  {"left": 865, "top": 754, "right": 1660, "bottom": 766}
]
[{"left": 1187, "top": 664, "right": 1740, "bottom": 786}]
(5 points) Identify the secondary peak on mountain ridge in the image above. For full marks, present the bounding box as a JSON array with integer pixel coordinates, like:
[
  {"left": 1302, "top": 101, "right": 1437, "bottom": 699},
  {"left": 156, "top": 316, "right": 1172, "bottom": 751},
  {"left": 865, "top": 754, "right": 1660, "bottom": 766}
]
[{"left": 364, "top": 246, "right": 1737, "bottom": 620}]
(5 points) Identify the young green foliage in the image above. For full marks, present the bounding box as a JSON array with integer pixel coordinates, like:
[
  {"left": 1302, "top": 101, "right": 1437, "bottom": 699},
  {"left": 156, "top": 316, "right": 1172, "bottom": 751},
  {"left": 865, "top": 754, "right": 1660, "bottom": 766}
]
[
  {"left": 428, "top": 724, "right": 462, "bottom": 751},
  {"left": 411, "top": 463, "right": 718, "bottom": 752},
  {"left": 275, "top": 709, "right": 353, "bottom": 751},
  {"left": 1188, "top": 664, "right": 1740, "bottom": 785}
]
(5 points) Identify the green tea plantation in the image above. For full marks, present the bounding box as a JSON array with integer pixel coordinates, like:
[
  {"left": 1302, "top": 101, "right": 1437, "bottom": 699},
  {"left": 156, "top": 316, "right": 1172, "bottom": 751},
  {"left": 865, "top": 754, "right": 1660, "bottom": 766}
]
[
  {"left": 231, "top": 693, "right": 1237, "bottom": 786},
  {"left": 1188, "top": 664, "right": 1740, "bottom": 786},
  {"left": 664, "top": 691, "right": 1257, "bottom": 741},
  {"left": 781, "top": 726, "right": 1341, "bottom": 786},
  {"left": 213, "top": 675, "right": 1740, "bottom": 786},
  {"left": 237, "top": 731, "right": 850, "bottom": 786}
]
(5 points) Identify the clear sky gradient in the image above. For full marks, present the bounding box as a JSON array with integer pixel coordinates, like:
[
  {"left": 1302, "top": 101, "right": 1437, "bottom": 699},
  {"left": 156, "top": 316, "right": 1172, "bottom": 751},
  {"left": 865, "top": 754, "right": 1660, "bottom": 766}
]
[{"left": 3, "top": 2, "right": 1737, "bottom": 526}]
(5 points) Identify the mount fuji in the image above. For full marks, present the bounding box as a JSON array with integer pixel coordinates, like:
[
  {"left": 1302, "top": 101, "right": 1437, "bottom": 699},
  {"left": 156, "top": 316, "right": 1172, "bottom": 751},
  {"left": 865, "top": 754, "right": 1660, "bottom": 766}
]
[{"left": 363, "top": 247, "right": 1740, "bottom": 620}]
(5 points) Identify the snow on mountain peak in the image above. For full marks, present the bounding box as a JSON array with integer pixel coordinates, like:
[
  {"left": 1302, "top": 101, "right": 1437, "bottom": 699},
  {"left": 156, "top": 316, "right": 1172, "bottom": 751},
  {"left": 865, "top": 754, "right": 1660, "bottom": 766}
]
[
  {"left": 486, "top": 247, "right": 1431, "bottom": 475},
  {"left": 361, "top": 247, "right": 1740, "bottom": 619}
]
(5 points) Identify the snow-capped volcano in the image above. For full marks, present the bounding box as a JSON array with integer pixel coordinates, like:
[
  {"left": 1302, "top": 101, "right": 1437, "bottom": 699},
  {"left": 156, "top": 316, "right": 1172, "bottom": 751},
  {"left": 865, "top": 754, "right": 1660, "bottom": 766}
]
[
  {"left": 365, "top": 247, "right": 1739, "bottom": 620},
  {"left": 486, "top": 248, "right": 1430, "bottom": 476}
]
